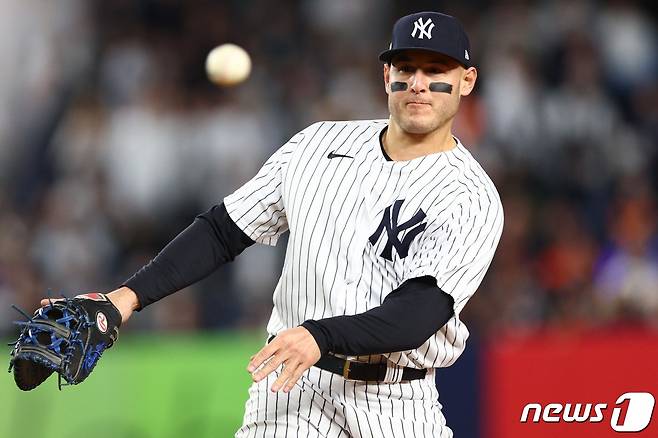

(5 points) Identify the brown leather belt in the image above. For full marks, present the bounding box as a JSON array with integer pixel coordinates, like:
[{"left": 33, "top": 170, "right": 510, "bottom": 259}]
[{"left": 267, "top": 335, "right": 426, "bottom": 382}]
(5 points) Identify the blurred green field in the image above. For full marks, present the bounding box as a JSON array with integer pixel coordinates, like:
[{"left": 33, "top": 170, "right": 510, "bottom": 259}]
[{"left": 1, "top": 332, "right": 265, "bottom": 438}]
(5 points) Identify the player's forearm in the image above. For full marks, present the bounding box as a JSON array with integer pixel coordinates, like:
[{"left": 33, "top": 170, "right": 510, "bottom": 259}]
[
  {"left": 301, "top": 276, "right": 454, "bottom": 356},
  {"left": 123, "top": 203, "right": 254, "bottom": 309}
]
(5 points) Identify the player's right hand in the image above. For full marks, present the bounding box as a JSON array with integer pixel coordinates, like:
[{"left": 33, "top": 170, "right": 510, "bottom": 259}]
[{"left": 247, "top": 326, "right": 321, "bottom": 393}]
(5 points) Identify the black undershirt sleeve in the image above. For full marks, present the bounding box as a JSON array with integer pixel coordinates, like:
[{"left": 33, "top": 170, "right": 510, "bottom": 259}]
[
  {"left": 123, "top": 203, "right": 255, "bottom": 309},
  {"left": 301, "top": 276, "right": 455, "bottom": 357}
]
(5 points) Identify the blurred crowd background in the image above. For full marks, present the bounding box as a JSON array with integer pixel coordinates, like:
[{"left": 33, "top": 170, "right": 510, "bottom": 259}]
[{"left": 1, "top": 0, "right": 657, "bottom": 337}]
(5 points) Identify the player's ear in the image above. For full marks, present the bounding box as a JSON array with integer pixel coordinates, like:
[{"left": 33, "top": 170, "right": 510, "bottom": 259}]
[
  {"left": 383, "top": 63, "right": 391, "bottom": 94},
  {"left": 460, "top": 66, "right": 477, "bottom": 96}
]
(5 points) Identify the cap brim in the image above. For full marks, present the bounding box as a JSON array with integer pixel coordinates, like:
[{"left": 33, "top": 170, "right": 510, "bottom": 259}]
[{"left": 378, "top": 47, "right": 472, "bottom": 67}]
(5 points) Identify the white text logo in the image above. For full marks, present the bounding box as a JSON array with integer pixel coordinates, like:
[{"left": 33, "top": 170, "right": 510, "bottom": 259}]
[
  {"left": 611, "top": 393, "right": 655, "bottom": 432},
  {"left": 520, "top": 392, "right": 654, "bottom": 432}
]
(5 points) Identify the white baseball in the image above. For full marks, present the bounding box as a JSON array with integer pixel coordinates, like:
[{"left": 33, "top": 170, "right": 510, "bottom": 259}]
[{"left": 206, "top": 43, "right": 252, "bottom": 86}]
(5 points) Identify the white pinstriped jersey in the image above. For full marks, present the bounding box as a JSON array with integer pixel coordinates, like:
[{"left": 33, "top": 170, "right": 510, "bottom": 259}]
[{"left": 225, "top": 119, "right": 503, "bottom": 370}]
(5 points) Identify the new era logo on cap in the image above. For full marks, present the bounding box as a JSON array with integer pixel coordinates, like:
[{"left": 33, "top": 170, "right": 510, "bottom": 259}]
[{"left": 379, "top": 11, "right": 473, "bottom": 68}]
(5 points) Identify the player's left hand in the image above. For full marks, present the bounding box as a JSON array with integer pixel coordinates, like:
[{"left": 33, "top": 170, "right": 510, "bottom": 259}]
[{"left": 247, "top": 326, "right": 321, "bottom": 393}]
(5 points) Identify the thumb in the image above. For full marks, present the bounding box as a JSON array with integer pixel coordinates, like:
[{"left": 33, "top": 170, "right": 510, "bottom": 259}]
[{"left": 40, "top": 298, "right": 64, "bottom": 307}]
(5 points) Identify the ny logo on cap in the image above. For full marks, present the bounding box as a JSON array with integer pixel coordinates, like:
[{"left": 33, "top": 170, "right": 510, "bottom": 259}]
[{"left": 411, "top": 17, "right": 435, "bottom": 40}]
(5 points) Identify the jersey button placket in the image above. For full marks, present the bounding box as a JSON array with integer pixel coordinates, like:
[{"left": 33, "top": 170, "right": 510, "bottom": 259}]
[{"left": 345, "top": 169, "right": 379, "bottom": 284}]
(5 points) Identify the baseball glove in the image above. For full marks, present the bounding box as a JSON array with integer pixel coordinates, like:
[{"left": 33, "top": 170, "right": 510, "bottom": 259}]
[{"left": 8, "top": 293, "right": 121, "bottom": 390}]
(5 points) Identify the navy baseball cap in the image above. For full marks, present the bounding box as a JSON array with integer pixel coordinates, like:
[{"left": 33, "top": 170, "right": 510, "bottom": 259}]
[{"left": 379, "top": 12, "right": 473, "bottom": 67}]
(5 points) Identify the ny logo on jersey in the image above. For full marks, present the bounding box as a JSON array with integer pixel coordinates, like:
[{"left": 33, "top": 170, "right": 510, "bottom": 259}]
[
  {"left": 411, "top": 17, "right": 435, "bottom": 40},
  {"left": 369, "top": 199, "right": 427, "bottom": 261}
]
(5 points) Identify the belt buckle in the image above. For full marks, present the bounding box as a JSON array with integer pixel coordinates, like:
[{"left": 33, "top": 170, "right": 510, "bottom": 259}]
[{"left": 342, "top": 359, "right": 352, "bottom": 380}]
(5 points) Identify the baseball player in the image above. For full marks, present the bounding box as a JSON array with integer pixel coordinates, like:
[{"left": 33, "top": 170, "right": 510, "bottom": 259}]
[{"left": 50, "top": 11, "right": 503, "bottom": 437}]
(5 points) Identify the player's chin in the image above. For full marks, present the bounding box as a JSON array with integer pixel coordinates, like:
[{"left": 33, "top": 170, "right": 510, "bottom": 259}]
[{"left": 399, "top": 116, "right": 438, "bottom": 135}]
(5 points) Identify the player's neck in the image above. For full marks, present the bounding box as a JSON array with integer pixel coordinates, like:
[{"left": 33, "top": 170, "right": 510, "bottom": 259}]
[{"left": 383, "top": 120, "right": 456, "bottom": 161}]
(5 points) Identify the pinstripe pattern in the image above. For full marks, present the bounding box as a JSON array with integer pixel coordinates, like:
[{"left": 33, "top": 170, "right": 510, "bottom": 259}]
[
  {"left": 235, "top": 364, "right": 451, "bottom": 438},
  {"left": 226, "top": 119, "right": 503, "bottom": 436}
]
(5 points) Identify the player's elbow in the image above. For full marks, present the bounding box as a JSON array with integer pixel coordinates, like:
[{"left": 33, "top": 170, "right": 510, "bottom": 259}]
[{"left": 404, "top": 290, "right": 455, "bottom": 349}]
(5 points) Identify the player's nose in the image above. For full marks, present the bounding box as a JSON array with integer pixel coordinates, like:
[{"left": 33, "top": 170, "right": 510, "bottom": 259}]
[{"left": 409, "top": 70, "right": 429, "bottom": 93}]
